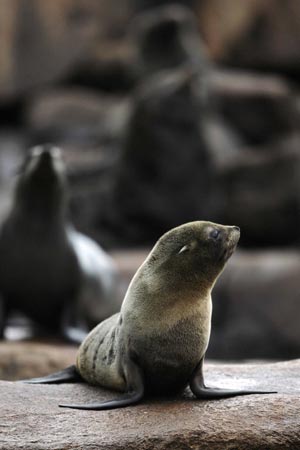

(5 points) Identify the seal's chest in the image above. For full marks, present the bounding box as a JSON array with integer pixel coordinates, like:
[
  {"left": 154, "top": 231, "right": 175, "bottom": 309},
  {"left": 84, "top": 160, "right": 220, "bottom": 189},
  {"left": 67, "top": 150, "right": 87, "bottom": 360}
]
[{"left": 135, "top": 316, "right": 208, "bottom": 393}]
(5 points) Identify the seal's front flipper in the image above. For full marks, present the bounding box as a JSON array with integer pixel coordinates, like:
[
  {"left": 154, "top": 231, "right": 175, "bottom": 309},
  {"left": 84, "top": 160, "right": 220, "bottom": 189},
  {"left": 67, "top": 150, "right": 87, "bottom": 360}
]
[
  {"left": 59, "top": 357, "right": 144, "bottom": 410},
  {"left": 22, "top": 365, "right": 82, "bottom": 384},
  {"left": 190, "top": 358, "right": 277, "bottom": 400}
]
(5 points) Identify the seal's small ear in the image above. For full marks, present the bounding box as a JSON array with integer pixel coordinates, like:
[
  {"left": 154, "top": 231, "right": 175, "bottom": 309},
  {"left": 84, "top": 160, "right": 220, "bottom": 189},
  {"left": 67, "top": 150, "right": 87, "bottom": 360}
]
[
  {"left": 178, "top": 240, "right": 198, "bottom": 254},
  {"left": 178, "top": 245, "right": 189, "bottom": 254}
]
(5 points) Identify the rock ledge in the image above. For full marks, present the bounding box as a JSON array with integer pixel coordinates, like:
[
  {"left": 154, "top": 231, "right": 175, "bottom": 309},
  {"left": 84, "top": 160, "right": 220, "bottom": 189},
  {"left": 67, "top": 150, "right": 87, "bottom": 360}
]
[{"left": 1, "top": 358, "right": 300, "bottom": 449}]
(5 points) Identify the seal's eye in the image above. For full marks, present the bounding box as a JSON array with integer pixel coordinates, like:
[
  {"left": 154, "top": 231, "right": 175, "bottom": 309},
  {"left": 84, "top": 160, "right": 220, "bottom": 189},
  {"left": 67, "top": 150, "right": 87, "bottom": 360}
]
[{"left": 210, "top": 229, "right": 220, "bottom": 239}]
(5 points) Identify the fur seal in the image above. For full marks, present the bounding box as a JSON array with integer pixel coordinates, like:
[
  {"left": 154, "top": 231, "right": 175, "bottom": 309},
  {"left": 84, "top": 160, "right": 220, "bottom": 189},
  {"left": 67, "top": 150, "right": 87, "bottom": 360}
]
[
  {"left": 24, "top": 221, "right": 275, "bottom": 409},
  {"left": 0, "top": 145, "right": 120, "bottom": 342}
]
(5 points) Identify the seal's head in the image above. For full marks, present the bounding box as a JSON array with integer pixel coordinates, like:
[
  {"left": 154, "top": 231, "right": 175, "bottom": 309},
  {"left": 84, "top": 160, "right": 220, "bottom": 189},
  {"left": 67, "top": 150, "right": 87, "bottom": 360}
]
[
  {"left": 15, "top": 145, "right": 67, "bottom": 218},
  {"left": 147, "top": 221, "right": 240, "bottom": 290}
]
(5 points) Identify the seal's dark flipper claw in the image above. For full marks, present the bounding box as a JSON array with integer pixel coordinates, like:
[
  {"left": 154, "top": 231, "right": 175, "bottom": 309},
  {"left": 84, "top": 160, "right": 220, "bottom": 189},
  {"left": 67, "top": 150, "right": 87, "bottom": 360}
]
[
  {"left": 21, "top": 365, "right": 81, "bottom": 384},
  {"left": 59, "top": 390, "right": 144, "bottom": 410}
]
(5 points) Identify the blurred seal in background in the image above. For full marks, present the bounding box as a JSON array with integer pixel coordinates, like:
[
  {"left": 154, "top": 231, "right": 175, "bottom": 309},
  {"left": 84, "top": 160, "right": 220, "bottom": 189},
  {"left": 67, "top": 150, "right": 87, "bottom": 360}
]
[
  {"left": 0, "top": 145, "right": 120, "bottom": 343},
  {"left": 131, "top": 3, "right": 209, "bottom": 78}
]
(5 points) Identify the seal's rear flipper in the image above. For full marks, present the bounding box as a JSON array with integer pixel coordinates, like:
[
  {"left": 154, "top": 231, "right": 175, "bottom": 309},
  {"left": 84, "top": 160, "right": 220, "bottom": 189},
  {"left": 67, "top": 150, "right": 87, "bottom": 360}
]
[
  {"left": 21, "top": 365, "right": 82, "bottom": 384},
  {"left": 190, "top": 358, "right": 277, "bottom": 400},
  {"left": 59, "top": 357, "right": 144, "bottom": 410},
  {"left": 59, "top": 389, "right": 143, "bottom": 410}
]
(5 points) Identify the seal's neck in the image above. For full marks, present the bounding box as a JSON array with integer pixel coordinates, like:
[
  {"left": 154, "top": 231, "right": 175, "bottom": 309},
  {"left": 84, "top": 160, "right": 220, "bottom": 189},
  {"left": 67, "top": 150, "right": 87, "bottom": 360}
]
[
  {"left": 12, "top": 177, "right": 67, "bottom": 228},
  {"left": 122, "top": 266, "right": 213, "bottom": 333}
]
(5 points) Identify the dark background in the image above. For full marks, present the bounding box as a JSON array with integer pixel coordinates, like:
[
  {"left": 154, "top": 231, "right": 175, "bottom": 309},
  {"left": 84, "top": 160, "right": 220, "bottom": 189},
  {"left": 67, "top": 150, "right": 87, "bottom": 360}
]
[{"left": 1, "top": 0, "right": 300, "bottom": 360}]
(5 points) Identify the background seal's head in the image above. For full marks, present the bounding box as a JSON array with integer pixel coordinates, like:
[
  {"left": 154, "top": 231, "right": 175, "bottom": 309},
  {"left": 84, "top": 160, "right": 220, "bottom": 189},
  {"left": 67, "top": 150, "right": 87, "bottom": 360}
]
[{"left": 15, "top": 144, "right": 67, "bottom": 217}]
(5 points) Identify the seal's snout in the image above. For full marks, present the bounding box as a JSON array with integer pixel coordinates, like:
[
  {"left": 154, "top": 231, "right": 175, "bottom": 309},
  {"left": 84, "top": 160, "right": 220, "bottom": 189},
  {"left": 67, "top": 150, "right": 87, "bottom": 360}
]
[
  {"left": 228, "top": 225, "right": 240, "bottom": 241},
  {"left": 37, "top": 149, "right": 53, "bottom": 169},
  {"left": 28, "top": 145, "right": 63, "bottom": 177},
  {"left": 32, "top": 145, "right": 61, "bottom": 164},
  {"left": 218, "top": 225, "right": 240, "bottom": 263}
]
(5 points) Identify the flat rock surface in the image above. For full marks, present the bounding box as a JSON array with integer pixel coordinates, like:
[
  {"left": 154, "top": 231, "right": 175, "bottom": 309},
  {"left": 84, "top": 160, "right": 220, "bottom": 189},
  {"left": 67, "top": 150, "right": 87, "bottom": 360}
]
[{"left": 1, "top": 359, "right": 300, "bottom": 449}]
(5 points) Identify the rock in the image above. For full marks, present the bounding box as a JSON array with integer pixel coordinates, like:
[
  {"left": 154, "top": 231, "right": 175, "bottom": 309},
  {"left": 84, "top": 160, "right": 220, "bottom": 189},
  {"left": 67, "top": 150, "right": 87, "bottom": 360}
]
[
  {"left": 26, "top": 88, "right": 129, "bottom": 149},
  {"left": 134, "top": 0, "right": 197, "bottom": 12},
  {"left": 197, "top": 0, "right": 300, "bottom": 72},
  {"left": 210, "top": 69, "right": 300, "bottom": 145},
  {"left": 70, "top": 40, "right": 137, "bottom": 92},
  {"left": 0, "top": 341, "right": 77, "bottom": 381},
  {"left": 210, "top": 250, "right": 300, "bottom": 359},
  {"left": 228, "top": 0, "right": 300, "bottom": 72},
  {"left": 196, "top": 0, "right": 269, "bottom": 61},
  {"left": 0, "top": 0, "right": 111, "bottom": 101},
  {"left": 67, "top": 1, "right": 136, "bottom": 92},
  {"left": 1, "top": 358, "right": 300, "bottom": 449},
  {"left": 220, "top": 135, "right": 300, "bottom": 247}
]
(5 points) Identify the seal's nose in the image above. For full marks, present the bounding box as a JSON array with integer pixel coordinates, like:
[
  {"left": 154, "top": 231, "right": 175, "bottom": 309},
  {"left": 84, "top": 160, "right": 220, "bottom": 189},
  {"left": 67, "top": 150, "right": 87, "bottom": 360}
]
[
  {"left": 35, "top": 149, "right": 55, "bottom": 172},
  {"left": 233, "top": 226, "right": 240, "bottom": 232},
  {"left": 28, "top": 145, "right": 63, "bottom": 178},
  {"left": 31, "top": 144, "right": 61, "bottom": 161},
  {"left": 31, "top": 145, "right": 62, "bottom": 169}
]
